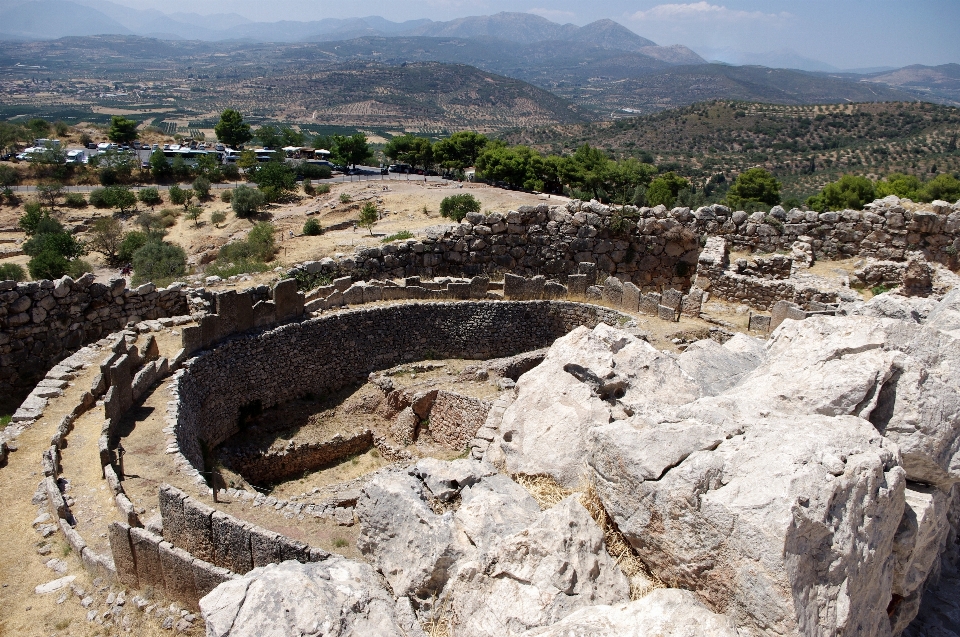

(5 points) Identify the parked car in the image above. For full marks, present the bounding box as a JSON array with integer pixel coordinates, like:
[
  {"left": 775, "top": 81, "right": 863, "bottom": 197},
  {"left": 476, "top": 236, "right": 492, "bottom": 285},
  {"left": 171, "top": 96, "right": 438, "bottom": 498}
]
[
  {"left": 85, "top": 142, "right": 98, "bottom": 150},
  {"left": 151, "top": 143, "right": 160, "bottom": 150}
]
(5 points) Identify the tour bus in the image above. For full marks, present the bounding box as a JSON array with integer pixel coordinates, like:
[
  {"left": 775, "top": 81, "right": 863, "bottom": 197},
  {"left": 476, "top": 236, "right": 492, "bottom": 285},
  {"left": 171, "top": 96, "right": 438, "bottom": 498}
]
[
  {"left": 222, "top": 148, "right": 277, "bottom": 164},
  {"left": 162, "top": 146, "right": 223, "bottom": 165}
]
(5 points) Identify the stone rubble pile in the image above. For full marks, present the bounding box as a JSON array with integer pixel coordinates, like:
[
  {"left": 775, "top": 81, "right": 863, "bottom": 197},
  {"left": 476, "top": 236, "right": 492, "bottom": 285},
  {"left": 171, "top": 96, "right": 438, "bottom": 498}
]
[{"left": 198, "top": 285, "right": 960, "bottom": 637}]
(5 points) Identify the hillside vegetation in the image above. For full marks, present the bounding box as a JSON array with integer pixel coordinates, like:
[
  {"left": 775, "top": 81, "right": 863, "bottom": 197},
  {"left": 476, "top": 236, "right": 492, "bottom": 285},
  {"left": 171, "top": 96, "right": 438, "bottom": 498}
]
[{"left": 503, "top": 101, "right": 960, "bottom": 200}]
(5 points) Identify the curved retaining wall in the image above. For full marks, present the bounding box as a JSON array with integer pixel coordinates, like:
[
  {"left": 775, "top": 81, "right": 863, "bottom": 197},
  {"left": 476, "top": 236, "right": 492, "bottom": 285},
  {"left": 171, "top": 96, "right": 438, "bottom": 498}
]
[{"left": 171, "top": 300, "right": 629, "bottom": 481}]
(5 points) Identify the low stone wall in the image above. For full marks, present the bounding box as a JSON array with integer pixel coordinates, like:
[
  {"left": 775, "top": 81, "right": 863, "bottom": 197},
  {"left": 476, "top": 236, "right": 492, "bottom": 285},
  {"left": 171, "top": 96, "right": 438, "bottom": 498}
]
[
  {"left": 170, "top": 301, "right": 629, "bottom": 482},
  {"left": 219, "top": 431, "right": 375, "bottom": 485},
  {"left": 428, "top": 391, "right": 491, "bottom": 451},
  {"left": 0, "top": 274, "right": 188, "bottom": 410}
]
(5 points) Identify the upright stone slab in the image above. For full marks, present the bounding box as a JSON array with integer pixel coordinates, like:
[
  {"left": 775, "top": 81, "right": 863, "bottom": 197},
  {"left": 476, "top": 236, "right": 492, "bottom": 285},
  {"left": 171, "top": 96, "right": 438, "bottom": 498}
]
[
  {"left": 180, "top": 325, "right": 202, "bottom": 355},
  {"left": 182, "top": 497, "right": 215, "bottom": 562},
  {"left": 130, "top": 527, "right": 165, "bottom": 590},
  {"left": 639, "top": 293, "right": 661, "bottom": 316},
  {"left": 252, "top": 300, "right": 276, "bottom": 328},
  {"left": 621, "top": 282, "right": 641, "bottom": 312},
  {"left": 468, "top": 276, "right": 490, "bottom": 299},
  {"left": 192, "top": 559, "right": 233, "bottom": 598},
  {"left": 249, "top": 526, "right": 282, "bottom": 568},
  {"left": 567, "top": 274, "right": 588, "bottom": 297},
  {"left": 108, "top": 354, "right": 133, "bottom": 418},
  {"left": 199, "top": 314, "right": 220, "bottom": 349},
  {"left": 159, "top": 541, "right": 198, "bottom": 605},
  {"left": 108, "top": 522, "right": 138, "bottom": 588},
  {"left": 216, "top": 290, "right": 254, "bottom": 339},
  {"left": 447, "top": 282, "right": 471, "bottom": 300},
  {"left": 503, "top": 273, "right": 525, "bottom": 300},
  {"left": 524, "top": 275, "right": 546, "bottom": 300},
  {"left": 332, "top": 276, "right": 353, "bottom": 292},
  {"left": 273, "top": 279, "right": 303, "bottom": 321},
  {"left": 749, "top": 314, "right": 772, "bottom": 333},
  {"left": 601, "top": 276, "right": 623, "bottom": 306},
  {"left": 770, "top": 300, "right": 807, "bottom": 331},
  {"left": 660, "top": 288, "right": 683, "bottom": 311},
  {"left": 277, "top": 536, "right": 311, "bottom": 563},
  {"left": 680, "top": 287, "right": 705, "bottom": 318},
  {"left": 212, "top": 511, "right": 252, "bottom": 574},
  {"left": 543, "top": 281, "right": 567, "bottom": 299},
  {"left": 658, "top": 304, "right": 679, "bottom": 322},
  {"left": 342, "top": 284, "right": 365, "bottom": 305},
  {"left": 578, "top": 262, "right": 598, "bottom": 284},
  {"left": 158, "top": 485, "right": 188, "bottom": 547},
  {"left": 362, "top": 285, "right": 383, "bottom": 304}
]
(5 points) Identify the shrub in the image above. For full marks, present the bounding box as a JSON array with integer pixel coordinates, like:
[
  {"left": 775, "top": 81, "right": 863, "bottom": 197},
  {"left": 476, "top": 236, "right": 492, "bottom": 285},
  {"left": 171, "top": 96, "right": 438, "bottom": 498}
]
[
  {"left": 117, "top": 231, "right": 148, "bottom": 264},
  {"left": 193, "top": 176, "right": 211, "bottom": 199},
  {"left": 89, "top": 188, "right": 108, "bottom": 208},
  {"left": 246, "top": 222, "right": 276, "bottom": 261},
  {"left": 89, "top": 186, "right": 136, "bottom": 213},
  {"left": 221, "top": 163, "right": 240, "bottom": 180},
  {"left": 358, "top": 202, "right": 378, "bottom": 234},
  {"left": 28, "top": 250, "right": 70, "bottom": 280},
  {"left": 19, "top": 202, "right": 50, "bottom": 235},
  {"left": 303, "top": 218, "right": 323, "bottom": 235},
  {"left": 66, "top": 259, "right": 93, "bottom": 279},
  {"left": 315, "top": 183, "right": 331, "bottom": 195},
  {"left": 208, "top": 222, "right": 276, "bottom": 277},
  {"left": 88, "top": 217, "right": 124, "bottom": 264},
  {"left": 210, "top": 211, "right": 227, "bottom": 227},
  {"left": 298, "top": 162, "right": 332, "bottom": 180},
  {"left": 220, "top": 189, "right": 233, "bottom": 203},
  {"left": 131, "top": 240, "right": 186, "bottom": 285},
  {"left": 64, "top": 192, "right": 86, "bottom": 208},
  {"left": 169, "top": 185, "right": 190, "bottom": 209},
  {"left": 186, "top": 205, "right": 203, "bottom": 227},
  {"left": 138, "top": 187, "right": 162, "bottom": 207},
  {"left": 807, "top": 175, "right": 876, "bottom": 211},
  {"left": 232, "top": 185, "right": 266, "bottom": 218},
  {"left": 302, "top": 179, "right": 314, "bottom": 196},
  {"left": 381, "top": 230, "right": 413, "bottom": 243},
  {"left": 439, "top": 193, "right": 481, "bottom": 222},
  {"left": 0, "top": 263, "right": 26, "bottom": 282},
  {"left": 339, "top": 193, "right": 352, "bottom": 204},
  {"left": 23, "top": 224, "right": 85, "bottom": 261}
]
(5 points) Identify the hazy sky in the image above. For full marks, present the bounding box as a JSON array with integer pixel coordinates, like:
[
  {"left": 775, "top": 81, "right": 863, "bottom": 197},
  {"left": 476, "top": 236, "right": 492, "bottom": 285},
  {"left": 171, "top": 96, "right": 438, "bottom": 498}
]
[{"left": 86, "top": 0, "right": 960, "bottom": 68}]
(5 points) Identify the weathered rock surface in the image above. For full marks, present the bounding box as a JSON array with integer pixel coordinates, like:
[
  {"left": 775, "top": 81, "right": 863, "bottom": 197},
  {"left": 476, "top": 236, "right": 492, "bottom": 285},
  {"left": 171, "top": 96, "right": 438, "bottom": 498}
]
[
  {"left": 676, "top": 332, "right": 766, "bottom": 396},
  {"left": 590, "top": 413, "right": 905, "bottom": 637},
  {"left": 200, "top": 558, "right": 407, "bottom": 637},
  {"left": 447, "top": 497, "right": 630, "bottom": 636},
  {"left": 520, "top": 588, "right": 739, "bottom": 637}
]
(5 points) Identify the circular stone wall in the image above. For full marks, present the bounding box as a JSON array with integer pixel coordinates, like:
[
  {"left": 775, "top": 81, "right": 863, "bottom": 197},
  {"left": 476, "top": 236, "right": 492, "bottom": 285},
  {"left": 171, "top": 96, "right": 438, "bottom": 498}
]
[{"left": 171, "top": 300, "right": 628, "bottom": 478}]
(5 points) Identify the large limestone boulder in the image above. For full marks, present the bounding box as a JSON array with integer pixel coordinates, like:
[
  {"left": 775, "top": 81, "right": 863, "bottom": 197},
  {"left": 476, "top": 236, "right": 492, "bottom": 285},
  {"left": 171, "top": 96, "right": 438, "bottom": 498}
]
[
  {"left": 520, "top": 588, "right": 739, "bottom": 637},
  {"left": 447, "top": 496, "right": 630, "bottom": 636},
  {"left": 488, "top": 323, "right": 700, "bottom": 486},
  {"left": 927, "top": 288, "right": 960, "bottom": 338},
  {"left": 589, "top": 414, "right": 905, "bottom": 637},
  {"left": 200, "top": 558, "right": 407, "bottom": 637},
  {"left": 676, "top": 333, "right": 766, "bottom": 396}
]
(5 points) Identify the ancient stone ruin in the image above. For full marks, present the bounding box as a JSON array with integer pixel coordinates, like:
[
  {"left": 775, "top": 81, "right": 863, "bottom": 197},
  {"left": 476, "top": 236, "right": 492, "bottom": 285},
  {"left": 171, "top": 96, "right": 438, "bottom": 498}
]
[{"left": 4, "top": 193, "right": 960, "bottom": 635}]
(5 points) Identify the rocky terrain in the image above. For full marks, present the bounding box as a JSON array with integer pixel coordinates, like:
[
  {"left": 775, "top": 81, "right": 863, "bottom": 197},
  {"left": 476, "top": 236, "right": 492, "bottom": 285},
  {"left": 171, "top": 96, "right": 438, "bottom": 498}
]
[{"left": 194, "top": 285, "right": 960, "bottom": 636}]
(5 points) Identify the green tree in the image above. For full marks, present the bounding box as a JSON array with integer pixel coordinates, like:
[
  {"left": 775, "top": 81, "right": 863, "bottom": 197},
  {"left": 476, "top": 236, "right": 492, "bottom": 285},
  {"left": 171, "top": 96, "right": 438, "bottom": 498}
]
[
  {"left": 333, "top": 133, "right": 374, "bottom": 169},
  {"left": 168, "top": 185, "right": 189, "bottom": 209},
  {"left": 246, "top": 222, "right": 276, "bottom": 260},
  {"left": 647, "top": 172, "right": 690, "bottom": 208},
  {"left": 90, "top": 186, "right": 136, "bottom": 213},
  {"left": 475, "top": 144, "right": 545, "bottom": 191},
  {"left": 149, "top": 149, "right": 172, "bottom": 181},
  {"left": 247, "top": 162, "right": 295, "bottom": 197},
  {"left": 0, "top": 122, "right": 27, "bottom": 154},
  {"left": 566, "top": 144, "right": 611, "bottom": 200},
  {"left": 35, "top": 182, "right": 63, "bottom": 208},
  {"left": 383, "top": 135, "right": 432, "bottom": 170},
  {"left": 606, "top": 158, "right": 658, "bottom": 205},
  {"left": 807, "top": 175, "right": 876, "bottom": 211},
  {"left": 170, "top": 155, "right": 191, "bottom": 181},
  {"left": 27, "top": 118, "right": 51, "bottom": 139},
  {"left": 922, "top": 174, "right": 960, "bottom": 203},
  {"left": 236, "top": 150, "right": 257, "bottom": 170},
  {"left": 254, "top": 124, "right": 284, "bottom": 149},
  {"left": 358, "top": 202, "right": 378, "bottom": 235},
  {"left": 88, "top": 217, "right": 125, "bottom": 265},
  {"left": 214, "top": 109, "right": 252, "bottom": 149},
  {"left": 138, "top": 187, "right": 163, "bottom": 207},
  {"left": 726, "top": 168, "right": 781, "bottom": 210},
  {"left": 432, "top": 132, "right": 489, "bottom": 172},
  {"left": 439, "top": 193, "right": 481, "bottom": 222},
  {"left": 93, "top": 149, "right": 135, "bottom": 185},
  {"left": 231, "top": 185, "right": 266, "bottom": 218},
  {"left": 210, "top": 211, "right": 227, "bottom": 227},
  {"left": 28, "top": 250, "right": 70, "bottom": 280},
  {"left": 192, "top": 176, "right": 211, "bottom": 200},
  {"left": 54, "top": 121, "right": 69, "bottom": 137},
  {"left": 186, "top": 205, "right": 203, "bottom": 227},
  {"left": 19, "top": 202, "right": 50, "bottom": 235},
  {"left": 876, "top": 173, "right": 923, "bottom": 200},
  {"left": 117, "top": 231, "right": 148, "bottom": 263},
  {"left": 131, "top": 240, "right": 186, "bottom": 285},
  {"left": 107, "top": 116, "right": 139, "bottom": 144},
  {"left": 0, "top": 164, "right": 20, "bottom": 189},
  {"left": 194, "top": 153, "right": 221, "bottom": 180}
]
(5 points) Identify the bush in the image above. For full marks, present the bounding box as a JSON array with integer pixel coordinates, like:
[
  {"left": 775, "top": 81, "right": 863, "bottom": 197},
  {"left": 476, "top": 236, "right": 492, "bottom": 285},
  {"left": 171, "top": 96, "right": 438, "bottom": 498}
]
[
  {"left": 232, "top": 185, "right": 266, "bottom": 218},
  {"left": 358, "top": 202, "right": 378, "bottom": 234},
  {"left": 169, "top": 185, "right": 189, "bottom": 208},
  {"left": 89, "top": 188, "right": 108, "bottom": 208},
  {"left": 315, "top": 183, "right": 331, "bottom": 195},
  {"left": 66, "top": 259, "right": 93, "bottom": 279},
  {"left": 221, "top": 163, "right": 240, "bottom": 180},
  {"left": 246, "top": 222, "right": 276, "bottom": 261},
  {"left": 117, "top": 231, "right": 148, "bottom": 264},
  {"left": 89, "top": 186, "right": 136, "bottom": 213},
  {"left": 439, "top": 193, "right": 481, "bottom": 222},
  {"left": 381, "top": 230, "right": 413, "bottom": 243},
  {"left": 210, "top": 211, "right": 227, "bottom": 227},
  {"left": 64, "top": 192, "right": 86, "bottom": 208},
  {"left": 302, "top": 179, "right": 314, "bottom": 196},
  {"left": 298, "top": 163, "right": 332, "bottom": 180},
  {"left": 807, "top": 175, "right": 876, "bottom": 211},
  {"left": 303, "top": 218, "right": 323, "bottom": 235},
  {"left": 28, "top": 250, "right": 69, "bottom": 280},
  {"left": 131, "top": 240, "right": 186, "bottom": 285},
  {"left": 138, "top": 187, "right": 162, "bottom": 207},
  {"left": 88, "top": 217, "right": 124, "bottom": 264},
  {"left": 220, "top": 189, "right": 233, "bottom": 203},
  {"left": 0, "top": 262, "right": 26, "bottom": 282},
  {"left": 193, "top": 176, "right": 211, "bottom": 199},
  {"left": 19, "top": 202, "right": 50, "bottom": 235},
  {"left": 339, "top": 193, "right": 351, "bottom": 204},
  {"left": 208, "top": 222, "right": 276, "bottom": 277}
]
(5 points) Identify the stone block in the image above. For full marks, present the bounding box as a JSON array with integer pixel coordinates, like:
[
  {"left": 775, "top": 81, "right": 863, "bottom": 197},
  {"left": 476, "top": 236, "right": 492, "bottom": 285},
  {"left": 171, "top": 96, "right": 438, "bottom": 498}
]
[
  {"left": 130, "top": 527, "right": 165, "bottom": 590},
  {"left": 578, "top": 262, "right": 598, "bottom": 283},
  {"left": 180, "top": 325, "right": 202, "bottom": 355},
  {"left": 212, "top": 511, "right": 252, "bottom": 574},
  {"left": 658, "top": 304, "right": 679, "bottom": 322},
  {"left": 770, "top": 300, "right": 807, "bottom": 331},
  {"left": 680, "top": 287, "right": 705, "bottom": 318},
  {"left": 390, "top": 407, "right": 420, "bottom": 445},
  {"left": 277, "top": 536, "right": 310, "bottom": 563},
  {"left": 660, "top": 288, "right": 683, "bottom": 310},
  {"left": 503, "top": 273, "right": 525, "bottom": 300},
  {"left": 621, "top": 282, "right": 641, "bottom": 312},
  {"left": 273, "top": 279, "right": 303, "bottom": 321},
  {"left": 216, "top": 290, "right": 254, "bottom": 339},
  {"left": 159, "top": 541, "right": 198, "bottom": 605},
  {"left": 182, "top": 497, "right": 215, "bottom": 562},
  {"left": 45, "top": 476, "right": 67, "bottom": 520},
  {"left": 447, "top": 282, "right": 471, "bottom": 300},
  {"left": 249, "top": 526, "right": 281, "bottom": 568},
  {"left": 428, "top": 391, "right": 491, "bottom": 450},
  {"left": 362, "top": 285, "right": 383, "bottom": 304},
  {"left": 108, "top": 522, "right": 138, "bottom": 588},
  {"left": 468, "top": 276, "right": 490, "bottom": 298},
  {"left": 332, "top": 276, "right": 353, "bottom": 292},
  {"left": 158, "top": 484, "right": 187, "bottom": 546},
  {"left": 343, "top": 284, "right": 365, "bottom": 305},
  {"left": 749, "top": 314, "right": 772, "bottom": 333},
  {"left": 567, "top": 274, "right": 587, "bottom": 296},
  {"left": 601, "top": 276, "right": 623, "bottom": 306},
  {"left": 524, "top": 275, "right": 545, "bottom": 300},
  {"left": 543, "top": 281, "right": 567, "bottom": 300},
  {"left": 107, "top": 354, "right": 133, "bottom": 418},
  {"left": 252, "top": 300, "right": 276, "bottom": 328},
  {"left": 192, "top": 559, "right": 233, "bottom": 598},
  {"left": 199, "top": 314, "right": 220, "bottom": 349},
  {"left": 59, "top": 518, "right": 86, "bottom": 554}
]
